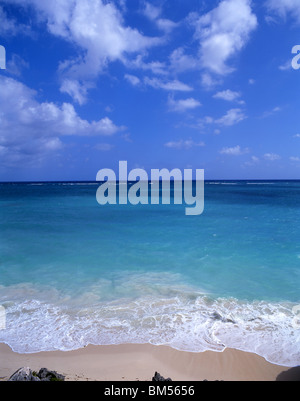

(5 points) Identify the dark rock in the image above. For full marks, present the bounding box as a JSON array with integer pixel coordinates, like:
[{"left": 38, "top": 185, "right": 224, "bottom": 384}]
[
  {"left": 211, "top": 312, "right": 223, "bottom": 321},
  {"left": 8, "top": 367, "right": 65, "bottom": 381},
  {"left": 211, "top": 312, "right": 235, "bottom": 324},
  {"left": 152, "top": 372, "right": 172, "bottom": 381},
  {"left": 38, "top": 368, "right": 65, "bottom": 381},
  {"left": 276, "top": 366, "right": 300, "bottom": 381},
  {"left": 8, "top": 367, "right": 41, "bottom": 381}
]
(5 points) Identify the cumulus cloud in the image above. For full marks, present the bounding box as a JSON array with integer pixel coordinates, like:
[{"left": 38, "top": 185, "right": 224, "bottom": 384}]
[
  {"left": 144, "top": 77, "right": 193, "bottom": 92},
  {"left": 200, "top": 73, "right": 221, "bottom": 89},
  {"left": 124, "top": 74, "right": 141, "bottom": 86},
  {"left": 2, "top": 0, "right": 162, "bottom": 101},
  {"left": 192, "top": 0, "right": 257, "bottom": 75},
  {"left": 213, "top": 89, "right": 244, "bottom": 104},
  {"left": 5, "top": 54, "right": 29, "bottom": 77},
  {"left": 264, "top": 153, "right": 281, "bottom": 161},
  {"left": 0, "top": 4, "right": 31, "bottom": 36},
  {"left": 169, "top": 47, "right": 198, "bottom": 74},
  {"left": 124, "top": 54, "right": 167, "bottom": 76},
  {"left": 0, "top": 76, "right": 125, "bottom": 165},
  {"left": 215, "top": 108, "right": 247, "bottom": 126},
  {"left": 124, "top": 72, "right": 194, "bottom": 92},
  {"left": 143, "top": 2, "right": 162, "bottom": 21},
  {"left": 165, "top": 139, "right": 205, "bottom": 150},
  {"left": 168, "top": 97, "right": 202, "bottom": 113},
  {"left": 220, "top": 145, "right": 249, "bottom": 156},
  {"left": 266, "top": 0, "right": 300, "bottom": 24},
  {"left": 60, "top": 79, "right": 92, "bottom": 105},
  {"left": 244, "top": 155, "right": 260, "bottom": 166},
  {"left": 142, "top": 1, "right": 178, "bottom": 33},
  {"left": 0, "top": 5, "right": 17, "bottom": 35}
]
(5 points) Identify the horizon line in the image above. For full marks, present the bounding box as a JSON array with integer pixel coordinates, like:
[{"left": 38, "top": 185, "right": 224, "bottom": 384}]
[{"left": 1, "top": 179, "right": 300, "bottom": 184}]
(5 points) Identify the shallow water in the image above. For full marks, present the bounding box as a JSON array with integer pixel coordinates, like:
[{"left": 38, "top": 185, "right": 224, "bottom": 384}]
[{"left": 0, "top": 181, "right": 299, "bottom": 366}]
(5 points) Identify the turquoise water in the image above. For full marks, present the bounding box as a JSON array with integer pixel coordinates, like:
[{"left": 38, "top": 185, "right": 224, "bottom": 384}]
[{"left": 0, "top": 181, "right": 300, "bottom": 366}]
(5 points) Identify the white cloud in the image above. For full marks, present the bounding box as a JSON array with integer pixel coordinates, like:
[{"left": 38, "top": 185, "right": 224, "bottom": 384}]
[
  {"left": 244, "top": 155, "right": 260, "bottom": 166},
  {"left": 264, "top": 153, "right": 281, "bottom": 161},
  {"left": 156, "top": 18, "right": 178, "bottom": 33},
  {"left": 290, "top": 156, "right": 300, "bottom": 162},
  {"left": 0, "top": 76, "right": 125, "bottom": 165},
  {"left": 124, "top": 74, "right": 141, "bottom": 86},
  {"left": 143, "top": 1, "right": 178, "bottom": 33},
  {"left": 216, "top": 108, "right": 247, "bottom": 126},
  {"left": 169, "top": 47, "right": 198, "bottom": 74},
  {"left": 201, "top": 73, "right": 221, "bottom": 89},
  {"left": 192, "top": 0, "right": 257, "bottom": 75},
  {"left": 144, "top": 77, "right": 193, "bottom": 92},
  {"left": 60, "top": 79, "right": 92, "bottom": 105},
  {"left": 0, "top": 5, "right": 17, "bottom": 35},
  {"left": 213, "top": 89, "right": 244, "bottom": 103},
  {"left": 279, "top": 60, "right": 293, "bottom": 71},
  {"left": 60, "top": 0, "right": 160, "bottom": 73},
  {"left": 94, "top": 143, "right": 114, "bottom": 152},
  {"left": 5, "top": 54, "right": 29, "bottom": 77},
  {"left": 3, "top": 0, "right": 162, "bottom": 101},
  {"left": 266, "top": 0, "right": 300, "bottom": 24},
  {"left": 195, "top": 108, "right": 246, "bottom": 129},
  {"left": 0, "top": 4, "right": 31, "bottom": 36},
  {"left": 125, "top": 69, "right": 194, "bottom": 92},
  {"left": 143, "top": 2, "right": 162, "bottom": 21},
  {"left": 293, "top": 134, "right": 300, "bottom": 138},
  {"left": 220, "top": 145, "right": 249, "bottom": 155},
  {"left": 165, "top": 139, "right": 205, "bottom": 150},
  {"left": 125, "top": 55, "right": 167, "bottom": 76},
  {"left": 261, "top": 106, "right": 282, "bottom": 118},
  {"left": 168, "top": 97, "right": 202, "bottom": 113}
]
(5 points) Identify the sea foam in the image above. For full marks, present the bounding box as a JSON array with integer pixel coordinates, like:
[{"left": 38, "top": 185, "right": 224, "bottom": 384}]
[{"left": 0, "top": 277, "right": 299, "bottom": 367}]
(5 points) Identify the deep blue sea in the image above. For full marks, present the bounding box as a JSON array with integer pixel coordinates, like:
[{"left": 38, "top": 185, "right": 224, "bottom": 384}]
[{"left": 0, "top": 181, "right": 300, "bottom": 366}]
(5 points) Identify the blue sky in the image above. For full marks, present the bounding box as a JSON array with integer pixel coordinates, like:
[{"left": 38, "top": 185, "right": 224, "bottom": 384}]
[{"left": 0, "top": 0, "right": 300, "bottom": 181}]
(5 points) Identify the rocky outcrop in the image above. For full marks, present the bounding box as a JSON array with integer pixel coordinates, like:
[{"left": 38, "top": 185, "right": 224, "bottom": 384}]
[
  {"left": 8, "top": 367, "right": 65, "bottom": 381},
  {"left": 8, "top": 367, "right": 40, "bottom": 382},
  {"left": 152, "top": 372, "right": 172, "bottom": 381}
]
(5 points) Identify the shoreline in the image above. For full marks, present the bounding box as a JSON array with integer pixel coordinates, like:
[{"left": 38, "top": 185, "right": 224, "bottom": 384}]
[{"left": 0, "top": 343, "right": 297, "bottom": 381}]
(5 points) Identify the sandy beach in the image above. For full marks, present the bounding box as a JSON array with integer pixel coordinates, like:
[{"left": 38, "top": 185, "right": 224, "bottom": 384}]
[{"left": 0, "top": 343, "right": 297, "bottom": 381}]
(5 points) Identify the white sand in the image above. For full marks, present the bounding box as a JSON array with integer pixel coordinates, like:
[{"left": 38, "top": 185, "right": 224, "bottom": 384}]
[{"left": 0, "top": 343, "right": 291, "bottom": 381}]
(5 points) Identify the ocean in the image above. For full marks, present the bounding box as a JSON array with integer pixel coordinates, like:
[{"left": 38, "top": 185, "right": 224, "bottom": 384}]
[{"left": 0, "top": 181, "right": 299, "bottom": 367}]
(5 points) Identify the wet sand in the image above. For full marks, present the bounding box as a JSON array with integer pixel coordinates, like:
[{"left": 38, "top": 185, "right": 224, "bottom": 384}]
[{"left": 0, "top": 343, "right": 296, "bottom": 381}]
